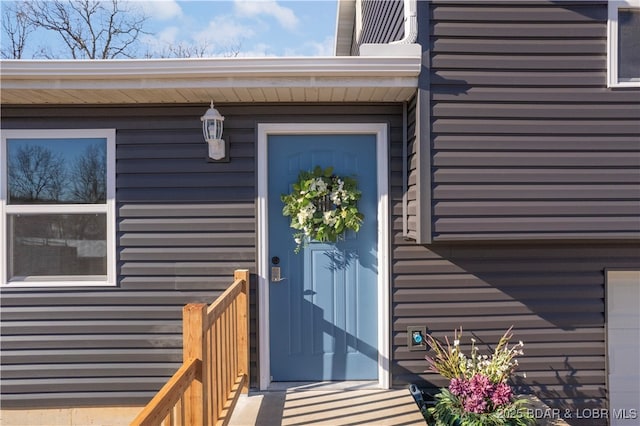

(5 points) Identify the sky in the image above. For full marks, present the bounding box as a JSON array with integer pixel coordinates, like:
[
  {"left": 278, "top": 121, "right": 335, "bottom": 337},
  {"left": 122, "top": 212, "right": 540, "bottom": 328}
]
[
  {"left": 136, "top": 0, "right": 338, "bottom": 57},
  {"left": 1, "top": 0, "right": 338, "bottom": 59}
]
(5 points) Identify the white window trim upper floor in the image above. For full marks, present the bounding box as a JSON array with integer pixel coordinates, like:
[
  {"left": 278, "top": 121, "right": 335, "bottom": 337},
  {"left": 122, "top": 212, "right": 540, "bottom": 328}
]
[
  {"left": 608, "top": 0, "right": 640, "bottom": 88},
  {"left": 0, "top": 129, "right": 116, "bottom": 287}
]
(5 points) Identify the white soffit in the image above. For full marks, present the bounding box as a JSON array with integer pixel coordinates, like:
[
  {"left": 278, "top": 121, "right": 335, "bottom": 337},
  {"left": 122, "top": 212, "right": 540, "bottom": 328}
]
[
  {"left": 0, "top": 56, "right": 420, "bottom": 104},
  {"left": 335, "top": 0, "right": 356, "bottom": 56}
]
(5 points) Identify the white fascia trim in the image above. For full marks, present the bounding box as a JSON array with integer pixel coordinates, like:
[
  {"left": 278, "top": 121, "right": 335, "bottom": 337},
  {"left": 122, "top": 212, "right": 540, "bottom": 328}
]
[
  {"left": 0, "top": 56, "right": 421, "bottom": 80},
  {"left": 0, "top": 76, "right": 419, "bottom": 91},
  {"left": 257, "top": 123, "right": 391, "bottom": 391},
  {"left": 0, "top": 57, "right": 420, "bottom": 101}
]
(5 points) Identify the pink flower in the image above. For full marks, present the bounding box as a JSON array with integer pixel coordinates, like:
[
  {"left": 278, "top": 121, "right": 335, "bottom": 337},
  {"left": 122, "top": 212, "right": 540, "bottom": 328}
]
[
  {"left": 463, "top": 393, "right": 488, "bottom": 414},
  {"left": 469, "top": 374, "right": 493, "bottom": 397},
  {"left": 491, "top": 382, "right": 513, "bottom": 407},
  {"left": 449, "top": 377, "right": 469, "bottom": 397}
]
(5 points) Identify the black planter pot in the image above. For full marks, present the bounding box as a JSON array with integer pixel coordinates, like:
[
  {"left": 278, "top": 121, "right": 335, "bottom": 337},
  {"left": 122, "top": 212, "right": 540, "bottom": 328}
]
[{"left": 409, "top": 384, "right": 437, "bottom": 424}]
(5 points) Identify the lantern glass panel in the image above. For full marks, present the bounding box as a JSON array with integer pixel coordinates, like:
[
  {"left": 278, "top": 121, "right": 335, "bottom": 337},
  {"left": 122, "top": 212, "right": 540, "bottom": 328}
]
[{"left": 205, "top": 120, "right": 223, "bottom": 141}]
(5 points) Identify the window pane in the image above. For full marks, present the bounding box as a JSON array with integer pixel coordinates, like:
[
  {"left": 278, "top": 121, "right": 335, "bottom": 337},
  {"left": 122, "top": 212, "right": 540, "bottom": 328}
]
[
  {"left": 619, "top": 9, "right": 640, "bottom": 80},
  {"left": 6, "top": 138, "right": 106, "bottom": 204},
  {"left": 8, "top": 214, "right": 107, "bottom": 280}
]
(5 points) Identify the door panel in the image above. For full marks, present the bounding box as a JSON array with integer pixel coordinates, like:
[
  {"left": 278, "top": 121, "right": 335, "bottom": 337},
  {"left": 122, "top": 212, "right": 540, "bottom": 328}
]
[
  {"left": 607, "top": 271, "right": 640, "bottom": 425},
  {"left": 268, "top": 134, "right": 378, "bottom": 381}
]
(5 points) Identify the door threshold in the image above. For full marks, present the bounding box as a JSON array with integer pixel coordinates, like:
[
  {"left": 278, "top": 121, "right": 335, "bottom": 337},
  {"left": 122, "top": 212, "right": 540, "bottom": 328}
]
[{"left": 267, "top": 381, "right": 380, "bottom": 391}]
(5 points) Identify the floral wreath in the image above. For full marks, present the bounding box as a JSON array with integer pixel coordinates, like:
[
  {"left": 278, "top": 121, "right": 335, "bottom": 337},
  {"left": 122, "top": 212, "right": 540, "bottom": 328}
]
[{"left": 281, "top": 166, "right": 364, "bottom": 253}]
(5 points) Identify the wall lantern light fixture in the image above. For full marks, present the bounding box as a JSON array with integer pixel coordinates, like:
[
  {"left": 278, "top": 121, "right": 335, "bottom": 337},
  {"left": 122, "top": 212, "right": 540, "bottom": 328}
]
[{"left": 200, "top": 101, "right": 228, "bottom": 162}]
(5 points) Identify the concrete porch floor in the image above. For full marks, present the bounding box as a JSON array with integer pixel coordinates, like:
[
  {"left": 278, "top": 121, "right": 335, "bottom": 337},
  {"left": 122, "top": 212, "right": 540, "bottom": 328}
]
[{"left": 228, "top": 382, "right": 426, "bottom": 426}]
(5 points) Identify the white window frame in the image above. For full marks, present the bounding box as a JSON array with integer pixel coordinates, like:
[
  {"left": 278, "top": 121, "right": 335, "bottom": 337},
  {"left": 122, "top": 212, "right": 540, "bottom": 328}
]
[
  {"left": 608, "top": 0, "right": 640, "bottom": 87},
  {"left": 1, "top": 129, "right": 116, "bottom": 287}
]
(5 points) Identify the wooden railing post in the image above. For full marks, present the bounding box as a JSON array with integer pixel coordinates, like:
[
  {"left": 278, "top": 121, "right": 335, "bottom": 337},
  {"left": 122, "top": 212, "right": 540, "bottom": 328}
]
[
  {"left": 132, "top": 270, "right": 250, "bottom": 426},
  {"left": 234, "top": 269, "right": 250, "bottom": 394},
  {"left": 183, "top": 303, "right": 208, "bottom": 426}
]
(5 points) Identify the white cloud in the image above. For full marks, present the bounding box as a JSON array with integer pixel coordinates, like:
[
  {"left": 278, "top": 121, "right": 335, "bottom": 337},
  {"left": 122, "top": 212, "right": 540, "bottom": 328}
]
[
  {"left": 234, "top": 0, "right": 299, "bottom": 31},
  {"left": 283, "top": 36, "right": 335, "bottom": 57},
  {"left": 137, "top": 1, "right": 183, "bottom": 20},
  {"left": 309, "top": 35, "right": 335, "bottom": 56},
  {"left": 156, "top": 26, "right": 181, "bottom": 44},
  {"left": 236, "top": 43, "right": 277, "bottom": 57},
  {"left": 193, "top": 16, "right": 255, "bottom": 50},
  {"left": 140, "top": 26, "right": 179, "bottom": 49}
]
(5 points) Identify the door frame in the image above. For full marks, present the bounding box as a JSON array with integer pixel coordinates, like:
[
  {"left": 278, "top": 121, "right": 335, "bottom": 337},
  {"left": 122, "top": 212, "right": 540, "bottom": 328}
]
[{"left": 257, "top": 123, "right": 390, "bottom": 390}]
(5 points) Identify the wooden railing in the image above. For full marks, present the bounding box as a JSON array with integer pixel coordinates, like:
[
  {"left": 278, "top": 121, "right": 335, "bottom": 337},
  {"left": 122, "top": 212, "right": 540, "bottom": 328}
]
[{"left": 131, "top": 269, "right": 250, "bottom": 426}]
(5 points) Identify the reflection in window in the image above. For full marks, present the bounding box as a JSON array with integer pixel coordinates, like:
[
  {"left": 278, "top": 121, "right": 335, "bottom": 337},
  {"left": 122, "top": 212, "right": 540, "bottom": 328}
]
[
  {"left": 618, "top": 9, "right": 640, "bottom": 80},
  {"left": 8, "top": 214, "right": 107, "bottom": 279},
  {"left": 7, "top": 138, "right": 106, "bottom": 204}
]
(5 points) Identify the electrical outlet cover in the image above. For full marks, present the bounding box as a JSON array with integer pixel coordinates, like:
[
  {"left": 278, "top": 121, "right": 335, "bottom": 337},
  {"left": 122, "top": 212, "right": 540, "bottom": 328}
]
[{"left": 407, "top": 325, "right": 427, "bottom": 351}]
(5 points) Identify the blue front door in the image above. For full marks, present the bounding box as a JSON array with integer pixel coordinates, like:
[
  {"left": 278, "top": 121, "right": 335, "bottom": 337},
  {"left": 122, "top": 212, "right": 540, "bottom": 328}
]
[{"left": 268, "top": 134, "right": 378, "bottom": 381}]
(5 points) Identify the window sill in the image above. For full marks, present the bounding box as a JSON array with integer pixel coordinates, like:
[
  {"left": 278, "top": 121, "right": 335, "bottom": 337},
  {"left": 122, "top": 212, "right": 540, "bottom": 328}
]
[
  {"left": 608, "top": 81, "right": 640, "bottom": 88},
  {"left": 3, "top": 276, "right": 115, "bottom": 288}
]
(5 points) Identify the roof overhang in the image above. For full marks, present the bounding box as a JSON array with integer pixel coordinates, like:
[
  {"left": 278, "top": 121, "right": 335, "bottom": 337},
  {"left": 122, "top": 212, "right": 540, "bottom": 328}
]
[
  {"left": 0, "top": 55, "right": 420, "bottom": 105},
  {"left": 335, "top": 0, "right": 356, "bottom": 56}
]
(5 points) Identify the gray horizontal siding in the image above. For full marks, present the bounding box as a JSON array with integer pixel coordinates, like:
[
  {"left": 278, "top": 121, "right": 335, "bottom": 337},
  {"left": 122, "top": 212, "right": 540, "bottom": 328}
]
[
  {"left": 390, "top": 238, "right": 640, "bottom": 412},
  {"left": 393, "top": 2, "right": 640, "bottom": 417},
  {"left": 0, "top": 103, "right": 403, "bottom": 408},
  {"left": 431, "top": 4, "right": 607, "bottom": 22},
  {"left": 392, "top": 112, "right": 640, "bottom": 414},
  {"left": 425, "top": 0, "right": 640, "bottom": 240},
  {"left": 353, "top": 0, "right": 404, "bottom": 55}
]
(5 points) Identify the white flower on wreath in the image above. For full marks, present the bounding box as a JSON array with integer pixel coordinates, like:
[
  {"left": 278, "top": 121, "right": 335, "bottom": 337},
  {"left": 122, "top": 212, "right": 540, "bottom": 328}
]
[
  {"left": 281, "top": 166, "right": 363, "bottom": 253},
  {"left": 297, "top": 203, "right": 316, "bottom": 225},
  {"left": 310, "top": 177, "right": 328, "bottom": 193},
  {"left": 322, "top": 211, "right": 337, "bottom": 226},
  {"left": 329, "top": 180, "right": 345, "bottom": 204}
]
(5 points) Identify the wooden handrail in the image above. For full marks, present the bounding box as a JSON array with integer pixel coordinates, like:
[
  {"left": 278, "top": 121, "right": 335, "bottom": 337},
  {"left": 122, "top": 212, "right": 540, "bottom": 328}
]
[
  {"left": 207, "top": 278, "right": 245, "bottom": 320},
  {"left": 131, "top": 269, "right": 250, "bottom": 426},
  {"left": 130, "top": 357, "right": 201, "bottom": 426}
]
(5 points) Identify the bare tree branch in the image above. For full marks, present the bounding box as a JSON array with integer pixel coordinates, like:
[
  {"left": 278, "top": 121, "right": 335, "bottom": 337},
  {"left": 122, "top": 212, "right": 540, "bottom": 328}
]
[
  {"left": 2, "top": 0, "right": 244, "bottom": 60},
  {"left": 21, "top": 0, "right": 149, "bottom": 59},
  {"left": 146, "top": 41, "right": 243, "bottom": 59},
  {"left": 8, "top": 145, "right": 66, "bottom": 202},
  {"left": 1, "top": 2, "right": 34, "bottom": 59},
  {"left": 71, "top": 143, "right": 106, "bottom": 203}
]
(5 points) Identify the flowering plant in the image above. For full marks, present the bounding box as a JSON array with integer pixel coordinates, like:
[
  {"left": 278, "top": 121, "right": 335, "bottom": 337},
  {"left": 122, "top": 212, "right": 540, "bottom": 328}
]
[
  {"left": 424, "top": 327, "right": 533, "bottom": 425},
  {"left": 281, "top": 166, "right": 363, "bottom": 253}
]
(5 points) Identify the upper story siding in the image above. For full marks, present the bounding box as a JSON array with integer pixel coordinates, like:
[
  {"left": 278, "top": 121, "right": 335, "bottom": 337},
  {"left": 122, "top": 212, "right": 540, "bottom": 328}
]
[
  {"left": 408, "top": 0, "right": 640, "bottom": 243},
  {"left": 351, "top": 0, "right": 405, "bottom": 55}
]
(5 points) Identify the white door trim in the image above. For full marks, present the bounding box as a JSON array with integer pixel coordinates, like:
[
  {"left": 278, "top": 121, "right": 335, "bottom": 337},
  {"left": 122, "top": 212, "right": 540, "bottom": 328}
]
[{"left": 257, "top": 123, "right": 390, "bottom": 390}]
